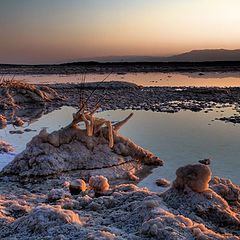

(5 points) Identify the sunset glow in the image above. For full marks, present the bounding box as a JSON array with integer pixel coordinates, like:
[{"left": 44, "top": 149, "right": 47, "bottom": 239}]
[{"left": 1, "top": 0, "right": 240, "bottom": 63}]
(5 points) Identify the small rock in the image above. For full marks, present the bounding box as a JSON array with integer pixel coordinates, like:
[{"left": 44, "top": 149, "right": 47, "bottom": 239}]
[
  {"left": 128, "top": 170, "right": 140, "bottom": 181},
  {"left": 198, "top": 158, "right": 211, "bottom": 165},
  {"left": 47, "top": 189, "right": 69, "bottom": 201},
  {"left": 173, "top": 164, "right": 212, "bottom": 192},
  {"left": 0, "top": 140, "right": 14, "bottom": 152},
  {"left": 0, "top": 114, "right": 7, "bottom": 125},
  {"left": 69, "top": 179, "right": 86, "bottom": 195},
  {"left": 150, "top": 224, "right": 158, "bottom": 236},
  {"left": 89, "top": 175, "right": 109, "bottom": 193},
  {"left": 24, "top": 128, "right": 37, "bottom": 132},
  {"left": 155, "top": 178, "right": 171, "bottom": 187},
  {"left": 145, "top": 200, "right": 159, "bottom": 208},
  {"left": 9, "top": 130, "right": 24, "bottom": 134},
  {"left": 13, "top": 117, "right": 24, "bottom": 127},
  {"left": 2, "top": 176, "right": 9, "bottom": 182}
]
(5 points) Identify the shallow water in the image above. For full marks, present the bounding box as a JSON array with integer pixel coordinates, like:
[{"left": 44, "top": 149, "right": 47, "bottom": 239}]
[
  {"left": 0, "top": 106, "right": 240, "bottom": 191},
  {"left": 7, "top": 72, "right": 240, "bottom": 87}
]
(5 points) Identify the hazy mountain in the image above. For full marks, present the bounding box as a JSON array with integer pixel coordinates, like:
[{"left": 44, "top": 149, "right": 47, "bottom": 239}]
[
  {"left": 167, "top": 49, "right": 240, "bottom": 62},
  {"left": 76, "top": 49, "right": 240, "bottom": 62}
]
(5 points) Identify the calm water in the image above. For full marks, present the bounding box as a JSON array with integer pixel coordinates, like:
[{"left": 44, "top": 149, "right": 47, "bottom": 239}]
[
  {"left": 7, "top": 72, "right": 240, "bottom": 87},
  {"left": 0, "top": 106, "right": 240, "bottom": 191}
]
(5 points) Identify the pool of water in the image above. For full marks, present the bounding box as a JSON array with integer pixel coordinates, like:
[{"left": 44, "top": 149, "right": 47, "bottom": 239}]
[
  {"left": 0, "top": 106, "right": 240, "bottom": 191},
  {"left": 6, "top": 72, "right": 240, "bottom": 87}
]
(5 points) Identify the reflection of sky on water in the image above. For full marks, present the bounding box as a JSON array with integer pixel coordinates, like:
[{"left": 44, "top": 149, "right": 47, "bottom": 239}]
[
  {"left": 0, "top": 106, "right": 240, "bottom": 191},
  {"left": 5, "top": 72, "right": 240, "bottom": 87}
]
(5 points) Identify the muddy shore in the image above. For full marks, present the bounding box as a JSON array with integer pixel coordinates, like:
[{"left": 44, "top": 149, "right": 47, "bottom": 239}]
[
  {"left": 1, "top": 81, "right": 240, "bottom": 125},
  {"left": 1, "top": 61, "right": 240, "bottom": 75}
]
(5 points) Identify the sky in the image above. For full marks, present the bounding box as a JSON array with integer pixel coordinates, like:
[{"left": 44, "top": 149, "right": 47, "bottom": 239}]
[{"left": 0, "top": 0, "right": 240, "bottom": 64}]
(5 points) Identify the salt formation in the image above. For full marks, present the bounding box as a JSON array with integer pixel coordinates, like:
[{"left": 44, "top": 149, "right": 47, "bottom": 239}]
[
  {"left": 1, "top": 109, "right": 163, "bottom": 180},
  {"left": 210, "top": 176, "right": 240, "bottom": 207},
  {"left": 1, "top": 179, "right": 239, "bottom": 239},
  {"left": 173, "top": 163, "right": 211, "bottom": 192},
  {"left": 12, "top": 117, "right": 24, "bottom": 127},
  {"left": 0, "top": 114, "right": 7, "bottom": 126},
  {"left": 128, "top": 168, "right": 140, "bottom": 181},
  {"left": 12, "top": 205, "right": 83, "bottom": 233},
  {"left": 47, "top": 189, "right": 70, "bottom": 201},
  {"left": 0, "top": 79, "right": 63, "bottom": 109},
  {"left": 89, "top": 175, "right": 109, "bottom": 192},
  {"left": 155, "top": 178, "right": 171, "bottom": 187},
  {"left": 69, "top": 179, "right": 86, "bottom": 195},
  {"left": 162, "top": 164, "right": 240, "bottom": 237},
  {"left": 0, "top": 140, "right": 14, "bottom": 152}
]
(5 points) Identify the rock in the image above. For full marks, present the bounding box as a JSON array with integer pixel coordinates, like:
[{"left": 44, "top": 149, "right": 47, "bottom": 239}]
[
  {"left": 1, "top": 113, "right": 163, "bottom": 180},
  {"left": 173, "top": 164, "right": 211, "bottom": 192},
  {"left": 128, "top": 172, "right": 140, "bottom": 181},
  {"left": 0, "top": 180, "right": 239, "bottom": 239},
  {"left": 0, "top": 140, "right": 14, "bottom": 152},
  {"left": 0, "top": 114, "right": 7, "bottom": 126},
  {"left": 47, "top": 189, "right": 70, "bottom": 202},
  {"left": 0, "top": 80, "right": 64, "bottom": 109},
  {"left": 2, "top": 176, "right": 9, "bottom": 182},
  {"left": 210, "top": 176, "right": 240, "bottom": 206},
  {"left": 127, "top": 169, "right": 140, "bottom": 181},
  {"left": 89, "top": 175, "right": 109, "bottom": 193},
  {"left": 77, "top": 81, "right": 139, "bottom": 89},
  {"left": 199, "top": 158, "right": 211, "bottom": 165},
  {"left": 9, "top": 130, "right": 24, "bottom": 134},
  {"left": 69, "top": 179, "right": 86, "bottom": 195},
  {"left": 155, "top": 178, "right": 171, "bottom": 187},
  {"left": 162, "top": 187, "right": 240, "bottom": 237},
  {"left": 24, "top": 128, "right": 36, "bottom": 132},
  {"left": 13, "top": 117, "right": 24, "bottom": 127},
  {"left": 12, "top": 205, "right": 83, "bottom": 233}
]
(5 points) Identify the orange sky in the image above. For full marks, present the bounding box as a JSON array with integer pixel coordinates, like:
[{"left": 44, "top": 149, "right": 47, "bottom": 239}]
[{"left": 1, "top": 0, "right": 240, "bottom": 63}]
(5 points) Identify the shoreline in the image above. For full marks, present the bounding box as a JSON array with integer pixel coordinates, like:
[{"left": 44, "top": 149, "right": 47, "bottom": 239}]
[
  {"left": 0, "top": 80, "right": 240, "bottom": 239},
  {"left": 1, "top": 62, "right": 240, "bottom": 75},
  {"left": 1, "top": 81, "right": 240, "bottom": 125}
]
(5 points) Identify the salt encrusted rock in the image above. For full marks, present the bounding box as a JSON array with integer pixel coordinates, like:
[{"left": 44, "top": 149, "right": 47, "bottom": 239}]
[
  {"left": 141, "top": 209, "right": 238, "bottom": 240},
  {"left": 0, "top": 114, "right": 7, "bottom": 126},
  {"left": 12, "top": 205, "right": 83, "bottom": 233},
  {"left": 87, "top": 230, "right": 117, "bottom": 240},
  {"left": 47, "top": 189, "right": 70, "bottom": 202},
  {"left": 155, "top": 178, "right": 171, "bottom": 187},
  {"left": 162, "top": 166, "right": 240, "bottom": 236},
  {"left": 12, "top": 117, "right": 24, "bottom": 127},
  {"left": 89, "top": 175, "right": 109, "bottom": 192},
  {"left": 127, "top": 169, "right": 140, "bottom": 181},
  {"left": 69, "top": 179, "right": 86, "bottom": 195},
  {"left": 210, "top": 176, "right": 240, "bottom": 207},
  {"left": 9, "top": 130, "right": 24, "bottom": 134},
  {"left": 0, "top": 181, "right": 239, "bottom": 239},
  {"left": 0, "top": 80, "right": 64, "bottom": 109},
  {"left": 198, "top": 158, "right": 211, "bottom": 165},
  {"left": 173, "top": 164, "right": 211, "bottom": 192},
  {"left": 0, "top": 140, "right": 14, "bottom": 152},
  {"left": 1, "top": 116, "right": 163, "bottom": 180}
]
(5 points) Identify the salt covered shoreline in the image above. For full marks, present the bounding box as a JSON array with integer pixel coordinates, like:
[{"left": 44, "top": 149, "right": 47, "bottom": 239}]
[
  {"left": 0, "top": 164, "right": 239, "bottom": 239},
  {"left": 0, "top": 80, "right": 240, "bottom": 239}
]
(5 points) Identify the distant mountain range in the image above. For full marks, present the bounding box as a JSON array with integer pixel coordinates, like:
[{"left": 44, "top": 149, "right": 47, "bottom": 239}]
[{"left": 76, "top": 49, "right": 240, "bottom": 62}]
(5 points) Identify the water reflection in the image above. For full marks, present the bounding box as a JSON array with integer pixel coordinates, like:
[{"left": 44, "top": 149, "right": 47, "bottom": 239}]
[
  {"left": 4, "top": 72, "right": 240, "bottom": 87},
  {"left": 0, "top": 106, "right": 240, "bottom": 192}
]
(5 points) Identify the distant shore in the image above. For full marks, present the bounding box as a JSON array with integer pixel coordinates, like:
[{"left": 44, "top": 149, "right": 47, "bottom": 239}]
[{"left": 1, "top": 61, "right": 240, "bottom": 75}]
